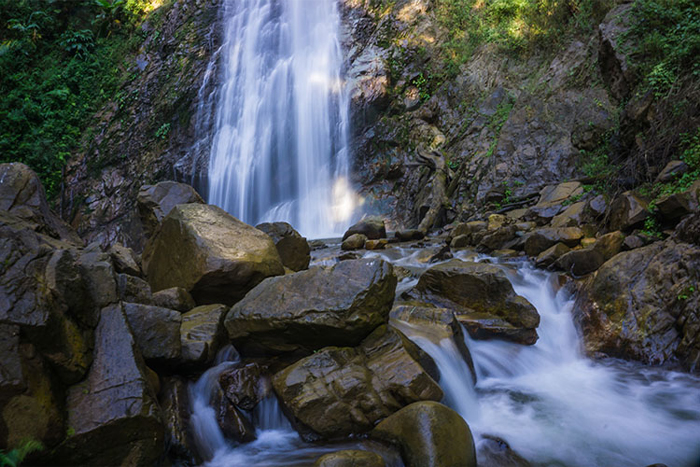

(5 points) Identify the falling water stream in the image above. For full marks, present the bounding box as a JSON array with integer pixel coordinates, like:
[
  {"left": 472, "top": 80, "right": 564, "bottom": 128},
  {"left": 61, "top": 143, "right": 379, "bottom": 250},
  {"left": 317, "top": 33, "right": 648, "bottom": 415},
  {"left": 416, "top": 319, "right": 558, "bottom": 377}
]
[
  {"left": 189, "top": 243, "right": 700, "bottom": 467},
  {"left": 205, "top": 0, "right": 356, "bottom": 238}
]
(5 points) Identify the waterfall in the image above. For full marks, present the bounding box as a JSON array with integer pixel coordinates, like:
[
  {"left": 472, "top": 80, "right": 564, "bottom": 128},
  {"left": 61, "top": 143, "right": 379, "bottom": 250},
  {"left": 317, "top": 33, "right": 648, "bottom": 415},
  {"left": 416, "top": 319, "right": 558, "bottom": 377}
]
[
  {"left": 391, "top": 256, "right": 700, "bottom": 467},
  {"left": 206, "top": 0, "right": 356, "bottom": 238}
]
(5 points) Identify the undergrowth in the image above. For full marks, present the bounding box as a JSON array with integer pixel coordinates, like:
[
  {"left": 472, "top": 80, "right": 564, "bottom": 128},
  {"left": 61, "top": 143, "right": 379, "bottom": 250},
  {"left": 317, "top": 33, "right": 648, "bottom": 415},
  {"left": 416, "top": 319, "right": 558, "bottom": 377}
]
[{"left": 0, "top": 0, "right": 164, "bottom": 198}]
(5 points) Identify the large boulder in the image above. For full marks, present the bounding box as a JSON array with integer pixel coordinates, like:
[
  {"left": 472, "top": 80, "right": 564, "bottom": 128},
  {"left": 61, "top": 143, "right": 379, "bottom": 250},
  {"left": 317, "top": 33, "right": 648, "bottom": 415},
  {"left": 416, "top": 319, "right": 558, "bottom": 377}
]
[
  {"left": 143, "top": 204, "right": 284, "bottom": 305},
  {"left": 0, "top": 163, "right": 81, "bottom": 243},
  {"left": 576, "top": 240, "right": 700, "bottom": 371},
  {"left": 371, "top": 401, "right": 477, "bottom": 467},
  {"left": 179, "top": 304, "right": 228, "bottom": 369},
  {"left": 255, "top": 222, "right": 310, "bottom": 271},
  {"left": 57, "top": 304, "right": 164, "bottom": 465},
  {"left": 137, "top": 181, "right": 204, "bottom": 238},
  {"left": 342, "top": 216, "right": 386, "bottom": 241},
  {"left": 123, "top": 303, "right": 182, "bottom": 364},
  {"left": 225, "top": 258, "right": 397, "bottom": 355},
  {"left": 412, "top": 260, "right": 540, "bottom": 344},
  {"left": 272, "top": 326, "right": 442, "bottom": 439},
  {"left": 674, "top": 211, "right": 700, "bottom": 245}
]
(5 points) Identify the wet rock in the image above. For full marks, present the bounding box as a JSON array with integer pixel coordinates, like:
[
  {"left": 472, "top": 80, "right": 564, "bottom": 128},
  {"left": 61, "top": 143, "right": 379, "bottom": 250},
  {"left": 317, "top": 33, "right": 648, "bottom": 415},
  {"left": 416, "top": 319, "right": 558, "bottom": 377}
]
[
  {"left": 450, "top": 234, "right": 471, "bottom": 249},
  {"left": 395, "top": 230, "right": 425, "bottom": 242},
  {"left": 219, "top": 363, "right": 270, "bottom": 411},
  {"left": 123, "top": 303, "right": 182, "bottom": 363},
  {"left": 314, "top": 450, "right": 386, "bottom": 467},
  {"left": 137, "top": 181, "right": 204, "bottom": 238},
  {"left": 159, "top": 377, "right": 200, "bottom": 465},
  {"left": 226, "top": 258, "right": 397, "bottom": 355},
  {"left": 535, "top": 243, "right": 571, "bottom": 269},
  {"left": 180, "top": 304, "right": 228, "bottom": 369},
  {"left": 117, "top": 273, "right": 153, "bottom": 304},
  {"left": 413, "top": 260, "right": 540, "bottom": 344},
  {"left": 256, "top": 222, "right": 311, "bottom": 272},
  {"left": 477, "top": 435, "right": 531, "bottom": 467},
  {"left": 366, "top": 239, "right": 388, "bottom": 250},
  {"left": 59, "top": 304, "right": 163, "bottom": 466},
  {"left": 109, "top": 244, "right": 142, "bottom": 276},
  {"left": 0, "top": 163, "right": 81, "bottom": 243},
  {"left": 655, "top": 160, "right": 689, "bottom": 183},
  {"left": 576, "top": 241, "right": 700, "bottom": 371},
  {"left": 215, "top": 392, "right": 256, "bottom": 443},
  {"left": 143, "top": 204, "right": 284, "bottom": 305},
  {"left": 343, "top": 216, "right": 386, "bottom": 241},
  {"left": 389, "top": 304, "right": 475, "bottom": 381},
  {"left": 371, "top": 401, "right": 476, "bottom": 467},
  {"left": 272, "top": 326, "right": 442, "bottom": 439},
  {"left": 342, "top": 233, "right": 367, "bottom": 251},
  {"left": 609, "top": 191, "right": 649, "bottom": 231},
  {"left": 524, "top": 227, "right": 584, "bottom": 257},
  {"left": 152, "top": 287, "right": 195, "bottom": 312}
]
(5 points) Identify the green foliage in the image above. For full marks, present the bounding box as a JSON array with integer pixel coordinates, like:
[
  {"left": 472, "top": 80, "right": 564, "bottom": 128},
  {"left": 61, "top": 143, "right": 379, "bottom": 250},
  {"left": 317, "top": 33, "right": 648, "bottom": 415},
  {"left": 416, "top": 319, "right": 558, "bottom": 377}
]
[
  {"left": 155, "top": 122, "right": 171, "bottom": 140},
  {"left": 625, "top": 0, "right": 700, "bottom": 92},
  {"left": 485, "top": 96, "right": 515, "bottom": 158},
  {"left": 0, "top": 0, "right": 152, "bottom": 197},
  {"left": 641, "top": 216, "right": 663, "bottom": 239},
  {"left": 433, "top": 0, "right": 616, "bottom": 74},
  {"left": 411, "top": 73, "right": 432, "bottom": 101},
  {"left": 677, "top": 285, "right": 695, "bottom": 301},
  {"left": 0, "top": 439, "right": 43, "bottom": 467}
]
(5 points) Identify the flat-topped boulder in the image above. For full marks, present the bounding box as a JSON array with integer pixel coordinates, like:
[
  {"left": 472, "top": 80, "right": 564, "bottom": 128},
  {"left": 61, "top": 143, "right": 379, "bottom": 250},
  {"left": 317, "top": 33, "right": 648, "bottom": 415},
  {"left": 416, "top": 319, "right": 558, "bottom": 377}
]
[
  {"left": 412, "top": 260, "right": 539, "bottom": 344},
  {"left": 143, "top": 204, "right": 284, "bottom": 305},
  {"left": 225, "top": 258, "right": 397, "bottom": 355},
  {"left": 272, "top": 326, "right": 442, "bottom": 439}
]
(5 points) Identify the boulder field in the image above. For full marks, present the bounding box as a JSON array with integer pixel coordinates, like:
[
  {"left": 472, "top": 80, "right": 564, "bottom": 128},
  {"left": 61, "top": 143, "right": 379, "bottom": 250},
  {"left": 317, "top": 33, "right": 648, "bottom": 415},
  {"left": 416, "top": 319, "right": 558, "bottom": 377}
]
[{"left": 1, "top": 164, "right": 698, "bottom": 465}]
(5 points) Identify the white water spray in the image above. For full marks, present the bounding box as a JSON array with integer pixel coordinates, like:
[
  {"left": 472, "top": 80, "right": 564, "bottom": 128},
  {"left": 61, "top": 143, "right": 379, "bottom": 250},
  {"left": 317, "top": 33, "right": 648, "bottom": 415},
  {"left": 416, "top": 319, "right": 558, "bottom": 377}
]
[{"left": 206, "top": 0, "right": 357, "bottom": 238}]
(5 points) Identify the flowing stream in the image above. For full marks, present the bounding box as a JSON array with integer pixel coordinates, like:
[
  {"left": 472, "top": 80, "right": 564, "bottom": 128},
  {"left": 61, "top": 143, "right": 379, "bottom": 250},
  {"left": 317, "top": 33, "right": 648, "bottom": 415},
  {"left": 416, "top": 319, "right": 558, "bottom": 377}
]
[
  {"left": 205, "top": 0, "right": 355, "bottom": 238},
  {"left": 188, "top": 243, "right": 700, "bottom": 467}
]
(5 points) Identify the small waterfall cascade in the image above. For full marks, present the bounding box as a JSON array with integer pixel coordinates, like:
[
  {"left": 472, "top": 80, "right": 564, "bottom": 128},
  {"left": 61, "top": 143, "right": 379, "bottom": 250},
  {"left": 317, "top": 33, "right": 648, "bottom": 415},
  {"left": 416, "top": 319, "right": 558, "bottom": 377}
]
[
  {"left": 186, "top": 246, "right": 700, "bottom": 467},
  {"left": 206, "top": 0, "right": 356, "bottom": 238},
  {"left": 386, "top": 254, "right": 700, "bottom": 467}
]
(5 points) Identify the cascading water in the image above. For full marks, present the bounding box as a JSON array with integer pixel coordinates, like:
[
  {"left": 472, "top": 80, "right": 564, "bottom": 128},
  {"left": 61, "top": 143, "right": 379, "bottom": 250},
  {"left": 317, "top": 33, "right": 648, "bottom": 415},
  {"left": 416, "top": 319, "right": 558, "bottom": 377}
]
[
  {"left": 371, "top": 248, "right": 700, "bottom": 467},
  {"left": 206, "top": 0, "right": 356, "bottom": 238}
]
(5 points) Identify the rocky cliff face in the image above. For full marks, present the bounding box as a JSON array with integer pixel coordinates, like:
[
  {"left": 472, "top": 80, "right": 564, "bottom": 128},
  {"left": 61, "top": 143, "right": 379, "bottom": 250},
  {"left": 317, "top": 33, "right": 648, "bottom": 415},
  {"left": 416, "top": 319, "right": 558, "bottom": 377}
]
[
  {"left": 341, "top": 0, "right": 622, "bottom": 230},
  {"left": 62, "top": 0, "right": 220, "bottom": 250}
]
